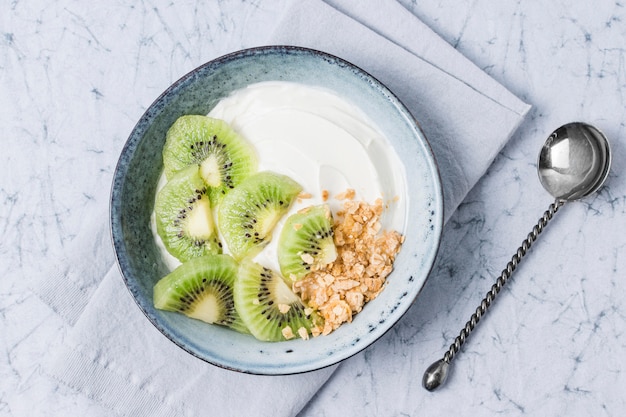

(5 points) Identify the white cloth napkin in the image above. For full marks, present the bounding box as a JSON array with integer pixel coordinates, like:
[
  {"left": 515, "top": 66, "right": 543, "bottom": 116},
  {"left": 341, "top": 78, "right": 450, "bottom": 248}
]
[{"left": 33, "top": 0, "right": 530, "bottom": 416}]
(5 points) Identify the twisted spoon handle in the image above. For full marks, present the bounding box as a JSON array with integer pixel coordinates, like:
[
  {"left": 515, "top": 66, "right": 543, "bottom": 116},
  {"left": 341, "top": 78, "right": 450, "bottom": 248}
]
[{"left": 422, "top": 199, "right": 565, "bottom": 391}]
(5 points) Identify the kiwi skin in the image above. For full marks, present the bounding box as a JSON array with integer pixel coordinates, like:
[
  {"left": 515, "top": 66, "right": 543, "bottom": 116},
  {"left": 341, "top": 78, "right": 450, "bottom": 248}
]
[
  {"left": 234, "top": 260, "right": 320, "bottom": 342},
  {"left": 153, "top": 254, "right": 249, "bottom": 334},
  {"left": 155, "top": 165, "right": 222, "bottom": 262},
  {"left": 277, "top": 204, "right": 337, "bottom": 283},
  {"left": 218, "top": 171, "right": 303, "bottom": 261},
  {"left": 162, "top": 115, "right": 258, "bottom": 205}
]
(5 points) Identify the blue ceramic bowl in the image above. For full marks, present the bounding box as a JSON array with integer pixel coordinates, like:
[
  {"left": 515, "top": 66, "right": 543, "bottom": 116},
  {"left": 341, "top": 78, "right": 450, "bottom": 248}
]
[{"left": 110, "top": 46, "right": 443, "bottom": 375}]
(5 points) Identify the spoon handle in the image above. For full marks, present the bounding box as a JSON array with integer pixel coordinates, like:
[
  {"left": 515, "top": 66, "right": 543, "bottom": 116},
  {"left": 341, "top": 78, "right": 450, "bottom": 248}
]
[{"left": 422, "top": 198, "right": 565, "bottom": 391}]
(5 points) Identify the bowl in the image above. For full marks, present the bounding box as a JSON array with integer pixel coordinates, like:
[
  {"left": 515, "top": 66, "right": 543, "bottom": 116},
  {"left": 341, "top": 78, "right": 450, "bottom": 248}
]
[{"left": 110, "top": 45, "right": 443, "bottom": 375}]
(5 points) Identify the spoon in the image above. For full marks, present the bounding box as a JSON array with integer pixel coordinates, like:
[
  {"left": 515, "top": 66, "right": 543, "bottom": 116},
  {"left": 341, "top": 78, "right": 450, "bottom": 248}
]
[{"left": 422, "top": 122, "right": 612, "bottom": 391}]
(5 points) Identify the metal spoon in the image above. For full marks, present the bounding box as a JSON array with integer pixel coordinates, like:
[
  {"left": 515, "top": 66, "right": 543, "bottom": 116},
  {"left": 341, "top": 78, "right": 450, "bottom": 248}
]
[{"left": 422, "top": 122, "right": 612, "bottom": 391}]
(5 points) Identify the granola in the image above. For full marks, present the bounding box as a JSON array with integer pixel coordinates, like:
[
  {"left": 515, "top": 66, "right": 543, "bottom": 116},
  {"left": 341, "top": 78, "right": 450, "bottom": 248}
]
[{"left": 293, "top": 196, "right": 403, "bottom": 336}]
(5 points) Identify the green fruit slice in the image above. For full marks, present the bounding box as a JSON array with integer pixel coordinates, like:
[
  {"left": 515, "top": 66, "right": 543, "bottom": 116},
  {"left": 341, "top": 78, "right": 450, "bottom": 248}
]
[
  {"left": 153, "top": 254, "right": 248, "bottom": 333},
  {"left": 218, "top": 171, "right": 302, "bottom": 261},
  {"left": 155, "top": 165, "right": 221, "bottom": 262},
  {"left": 234, "top": 260, "right": 319, "bottom": 341},
  {"left": 277, "top": 204, "right": 337, "bottom": 284},
  {"left": 162, "top": 115, "right": 258, "bottom": 205}
]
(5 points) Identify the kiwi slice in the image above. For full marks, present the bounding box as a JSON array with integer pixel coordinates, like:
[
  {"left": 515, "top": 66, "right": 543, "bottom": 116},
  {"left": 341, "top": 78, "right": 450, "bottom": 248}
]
[
  {"left": 277, "top": 205, "right": 337, "bottom": 283},
  {"left": 162, "top": 115, "right": 258, "bottom": 205},
  {"left": 234, "top": 260, "right": 320, "bottom": 341},
  {"left": 153, "top": 254, "right": 248, "bottom": 333},
  {"left": 218, "top": 171, "right": 302, "bottom": 261},
  {"left": 155, "top": 165, "right": 221, "bottom": 262}
]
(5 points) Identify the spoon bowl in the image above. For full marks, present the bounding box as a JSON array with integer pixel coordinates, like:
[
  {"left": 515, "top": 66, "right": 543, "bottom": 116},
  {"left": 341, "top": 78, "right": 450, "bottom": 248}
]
[
  {"left": 538, "top": 122, "right": 611, "bottom": 201},
  {"left": 422, "top": 122, "right": 612, "bottom": 391}
]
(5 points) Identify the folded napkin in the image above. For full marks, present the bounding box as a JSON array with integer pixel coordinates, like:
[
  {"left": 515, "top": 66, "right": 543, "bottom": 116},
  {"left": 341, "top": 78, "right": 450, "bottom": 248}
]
[{"left": 33, "top": 0, "right": 530, "bottom": 416}]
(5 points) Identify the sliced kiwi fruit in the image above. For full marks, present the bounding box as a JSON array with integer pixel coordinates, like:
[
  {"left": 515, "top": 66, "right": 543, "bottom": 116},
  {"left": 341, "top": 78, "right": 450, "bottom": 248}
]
[
  {"left": 162, "top": 115, "right": 258, "bottom": 205},
  {"left": 277, "top": 204, "right": 337, "bottom": 283},
  {"left": 153, "top": 254, "right": 248, "bottom": 333},
  {"left": 234, "top": 260, "right": 320, "bottom": 341},
  {"left": 155, "top": 165, "right": 221, "bottom": 262},
  {"left": 218, "top": 171, "right": 302, "bottom": 261}
]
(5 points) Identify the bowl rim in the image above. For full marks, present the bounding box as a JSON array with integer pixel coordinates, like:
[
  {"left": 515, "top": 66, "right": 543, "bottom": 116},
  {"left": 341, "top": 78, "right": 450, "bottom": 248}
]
[{"left": 110, "top": 45, "right": 444, "bottom": 375}]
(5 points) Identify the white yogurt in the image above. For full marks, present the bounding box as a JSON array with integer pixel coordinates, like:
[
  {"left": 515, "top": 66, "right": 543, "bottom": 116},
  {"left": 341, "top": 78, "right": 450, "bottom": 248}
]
[{"left": 153, "top": 81, "right": 407, "bottom": 272}]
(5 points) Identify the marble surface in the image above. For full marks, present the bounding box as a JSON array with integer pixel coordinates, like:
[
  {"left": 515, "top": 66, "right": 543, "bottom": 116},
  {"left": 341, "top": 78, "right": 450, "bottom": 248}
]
[{"left": 2, "top": 1, "right": 625, "bottom": 416}]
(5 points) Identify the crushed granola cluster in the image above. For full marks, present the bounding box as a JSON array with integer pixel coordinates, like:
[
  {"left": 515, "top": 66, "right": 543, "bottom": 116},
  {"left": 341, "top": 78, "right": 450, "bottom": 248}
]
[{"left": 293, "top": 192, "right": 403, "bottom": 336}]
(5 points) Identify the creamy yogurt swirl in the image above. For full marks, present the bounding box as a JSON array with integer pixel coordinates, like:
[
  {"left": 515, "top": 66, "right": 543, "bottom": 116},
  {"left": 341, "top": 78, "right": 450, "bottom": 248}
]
[{"left": 153, "top": 81, "right": 406, "bottom": 272}]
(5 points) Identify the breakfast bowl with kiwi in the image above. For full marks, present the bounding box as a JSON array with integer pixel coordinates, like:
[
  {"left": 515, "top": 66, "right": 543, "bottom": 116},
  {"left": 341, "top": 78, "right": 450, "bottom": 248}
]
[{"left": 110, "top": 45, "right": 443, "bottom": 375}]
